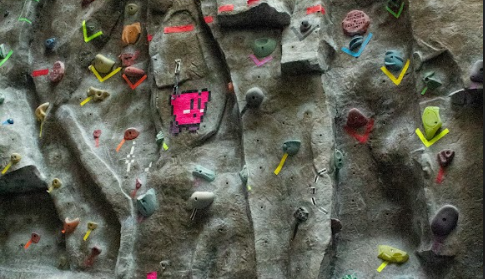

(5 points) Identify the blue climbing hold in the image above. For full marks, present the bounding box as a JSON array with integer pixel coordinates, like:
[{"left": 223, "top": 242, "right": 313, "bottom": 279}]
[
  {"left": 44, "top": 38, "right": 57, "bottom": 51},
  {"left": 384, "top": 50, "right": 404, "bottom": 71}
]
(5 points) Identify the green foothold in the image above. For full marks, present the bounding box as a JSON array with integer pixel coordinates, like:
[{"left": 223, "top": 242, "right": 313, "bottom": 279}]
[
  {"left": 251, "top": 38, "right": 277, "bottom": 59},
  {"left": 422, "top": 106, "right": 442, "bottom": 140},
  {"left": 282, "top": 140, "right": 301, "bottom": 156},
  {"left": 193, "top": 165, "right": 216, "bottom": 182},
  {"left": 335, "top": 149, "right": 344, "bottom": 169},
  {"left": 0, "top": 44, "right": 7, "bottom": 59},
  {"left": 136, "top": 188, "right": 159, "bottom": 217},
  {"left": 156, "top": 131, "right": 165, "bottom": 145},
  {"left": 423, "top": 71, "right": 442, "bottom": 90}
]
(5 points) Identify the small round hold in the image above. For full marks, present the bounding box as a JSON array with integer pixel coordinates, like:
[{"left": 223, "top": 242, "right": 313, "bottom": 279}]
[
  {"left": 125, "top": 3, "right": 139, "bottom": 15},
  {"left": 10, "top": 153, "right": 21, "bottom": 164},
  {"left": 124, "top": 128, "right": 140, "bottom": 141},
  {"left": 91, "top": 246, "right": 102, "bottom": 256},
  {"left": 52, "top": 178, "right": 62, "bottom": 188},
  {"left": 31, "top": 232, "right": 41, "bottom": 243},
  {"left": 245, "top": 87, "right": 265, "bottom": 109},
  {"left": 294, "top": 206, "right": 309, "bottom": 222},
  {"left": 349, "top": 35, "right": 364, "bottom": 51},
  {"left": 44, "top": 38, "right": 57, "bottom": 51},
  {"left": 93, "top": 129, "right": 102, "bottom": 138},
  {"left": 431, "top": 205, "right": 459, "bottom": 237},
  {"left": 6, "top": 118, "right": 13, "bottom": 124},
  {"left": 300, "top": 20, "right": 312, "bottom": 33},
  {"left": 470, "top": 60, "right": 483, "bottom": 83}
]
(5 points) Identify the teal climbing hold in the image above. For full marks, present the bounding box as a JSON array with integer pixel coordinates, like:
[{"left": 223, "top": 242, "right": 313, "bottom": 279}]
[{"left": 251, "top": 38, "right": 277, "bottom": 59}]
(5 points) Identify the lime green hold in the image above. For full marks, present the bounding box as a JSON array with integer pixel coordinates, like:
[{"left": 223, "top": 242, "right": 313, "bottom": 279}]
[
  {"left": 251, "top": 38, "right": 277, "bottom": 59},
  {"left": 422, "top": 106, "right": 442, "bottom": 140},
  {"left": 378, "top": 245, "right": 409, "bottom": 263}
]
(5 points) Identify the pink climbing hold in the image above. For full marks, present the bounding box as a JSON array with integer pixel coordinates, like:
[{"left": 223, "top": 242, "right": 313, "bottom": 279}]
[
  {"left": 342, "top": 10, "right": 370, "bottom": 36},
  {"left": 171, "top": 89, "right": 211, "bottom": 134}
]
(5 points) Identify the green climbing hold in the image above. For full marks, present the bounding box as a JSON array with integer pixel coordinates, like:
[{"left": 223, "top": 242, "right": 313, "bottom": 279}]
[
  {"left": 335, "top": 149, "right": 344, "bottom": 169},
  {"left": 0, "top": 44, "right": 8, "bottom": 59},
  {"left": 156, "top": 131, "right": 165, "bottom": 145},
  {"left": 422, "top": 106, "right": 442, "bottom": 140},
  {"left": 136, "top": 188, "right": 159, "bottom": 217},
  {"left": 193, "top": 165, "right": 216, "bottom": 182},
  {"left": 251, "top": 38, "right": 277, "bottom": 59},
  {"left": 282, "top": 140, "right": 301, "bottom": 156},
  {"left": 423, "top": 71, "right": 442, "bottom": 90}
]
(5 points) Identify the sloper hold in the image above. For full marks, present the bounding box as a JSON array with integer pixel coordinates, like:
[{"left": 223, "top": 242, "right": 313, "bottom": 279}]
[
  {"left": 92, "top": 54, "right": 115, "bottom": 74},
  {"left": 470, "top": 60, "right": 483, "bottom": 83},
  {"left": 282, "top": 140, "right": 301, "bottom": 156},
  {"left": 245, "top": 87, "right": 265, "bottom": 108},
  {"left": 431, "top": 205, "right": 459, "bottom": 237},
  {"left": 190, "top": 191, "right": 215, "bottom": 210},
  {"left": 0, "top": 165, "right": 48, "bottom": 194},
  {"left": 251, "top": 38, "right": 277, "bottom": 59},
  {"left": 378, "top": 245, "right": 409, "bottom": 263},
  {"left": 63, "top": 217, "right": 80, "bottom": 234},
  {"left": 136, "top": 188, "right": 159, "bottom": 217},
  {"left": 437, "top": 149, "right": 455, "bottom": 168},
  {"left": 192, "top": 165, "right": 216, "bottom": 182},
  {"left": 422, "top": 106, "right": 442, "bottom": 140},
  {"left": 346, "top": 108, "right": 368, "bottom": 129}
]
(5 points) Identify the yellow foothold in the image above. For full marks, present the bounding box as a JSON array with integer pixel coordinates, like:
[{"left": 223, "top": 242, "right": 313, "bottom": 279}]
[
  {"left": 274, "top": 153, "right": 289, "bottom": 175},
  {"left": 162, "top": 142, "right": 169, "bottom": 151},
  {"left": 377, "top": 245, "right": 409, "bottom": 263},
  {"left": 83, "top": 222, "right": 98, "bottom": 241},
  {"left": 422, "top": 106, "right": 442, "bottom": 140},
  {"left": 377, "top": 261, "right": 389, "bottom": 272},
  {"left": 47, "top": 178, "right": 62, "bottom": 193}
]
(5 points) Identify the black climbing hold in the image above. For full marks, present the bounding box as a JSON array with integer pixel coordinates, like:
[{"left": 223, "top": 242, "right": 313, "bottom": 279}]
[{"left": 245, "top": 87, "right": 264, "bottom": 109}]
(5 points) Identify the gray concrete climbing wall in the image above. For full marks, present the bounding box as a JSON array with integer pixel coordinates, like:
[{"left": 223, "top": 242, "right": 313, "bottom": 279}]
[{"left": 0, "top": 0, "right": 482, "bottom": 278}]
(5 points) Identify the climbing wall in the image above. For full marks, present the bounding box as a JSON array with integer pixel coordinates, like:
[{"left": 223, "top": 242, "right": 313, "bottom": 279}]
[{"left": 0, "top": 0, "right": 482, "bottom": 278}]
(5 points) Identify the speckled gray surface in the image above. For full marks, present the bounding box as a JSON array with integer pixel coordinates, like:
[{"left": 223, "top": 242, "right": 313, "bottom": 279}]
[{"left": 0, "top": 0, "right": 482, "bottom": 278}]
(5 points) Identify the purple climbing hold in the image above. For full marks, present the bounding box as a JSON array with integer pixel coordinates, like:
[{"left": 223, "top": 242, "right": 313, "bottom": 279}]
[{"left": 431, "top": 205, "right": 459, "bottom": 237}]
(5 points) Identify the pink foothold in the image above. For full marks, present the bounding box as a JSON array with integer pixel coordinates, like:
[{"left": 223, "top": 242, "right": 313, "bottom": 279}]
[
  {"left": 49, "top": 61, "right": 65, "bottom": 83},
  {"left": 124, "top": 66, "right": 146, "bottom": 78}
]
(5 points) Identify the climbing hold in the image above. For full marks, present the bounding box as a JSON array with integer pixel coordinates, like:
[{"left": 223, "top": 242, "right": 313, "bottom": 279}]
[
  {"left": 431, "top": 205, "right": 459, "bottom": 237},
  {"left": 156, "top": 131, "right": 165, "bottom": 145},
  {"left": 93, "top": 129, "right": 101, "bottom": 147},
  {"left": 87, "top": 87, "right": 110, "bottom": 102},
  {"left": 119, "top": 52, "right": 139, "bottom": 67},
  {"left": 122, "top": 22, "right": 141, "bottom": 46},
  {"left": 35, "top": 103, "right": 49, "bottom": 122},
  {"left": 227, "top": 82, "right": 234, "bottom": 94},
  {"left": 10, "top": 153, "right": 21, "bottom": 164},
  {"left": 124, "top": 128, "right": 140, "bottom": 140},
  {"left": 44, "top": 38, "right": 57, "bottom": 51},
  {"left": 437, "top": 150, "right": 455, "bottom": 168},
  {"left": 24, "top": 232, "right": 40, "bottom": 250},
  {"left": 2, "top": 118, "right": 13, "bottom": 125},
  {"left": 251, "top": 38, "right": 277, "bottom": 59},
  {"left": 283, "top": 140, "right": 301, "bottom": 156},
  {"left": 245, "top": 87, "right": 265, "bottom": 108},
  {"left": 377, "top": 245, "right": 409, "bottom": 263},
  {"left": 81, "top": 0, "right": 95, "bottom": 7},
  {"left": 294, "top": 206, "right": 309, "bottom": 222},
  {"left": 342, "top": 10, "right": 370, "bottom": 36},
  {"left": 85, "top": 246, "right": 102, "bottom": 267},
  {"left": 334, "top": 149, "right": 344, "bottom": 169},
  {"left": 124, "top": 66, "right": 145, "bottom": 77},
  {"left": 92, "top": 54, "right": 115, "bottom": 74},
  {"left": 190, "top": 191, "right": 215, "bottom": 210},
  {"left": 422, "top": 71, "right": 442, "bottom": 90},
  {"left": 131, "top": 178, "right": 142, "bottom": 198},
  {"left": 192, "top": 165, "right": 216, "bottom": 182},
  {"left": 62, "top": 217, "right": 80, "bottom": 234},
  {"left": 125, "top": 3, "right": 139, "bottom": 15},
  {"left": 83, "top": 222, "right": 98, "bottom": 241},
  {"left": 384, "top": 50, "right": 404, "bottom": 71},
  {"left": 239, "top": 165, "right": 248, "bottom": 184},
  {"left": 300, "top": 20, "right": 312, "bottom": 33},
  {"left": 47, "top": 178, "right": 62, "bottom": 193},
  {"left": 0, "top": 44, "right": 8, "bottom": 59},
  {"left": 346, "top": 108, "right": 368, "bottom": 129},
  {"left": 349, "top": 35, "right": 364, "bottom": 51},
  {"left": 331, "top": 218, "right": 343, "bottom": 234},
  {"left": 470, "top": 60, "right": 483, "bottom": 83},
  {"left": 422, "top": 106, "right": 442, "bottom": 140},
  {"left": 136, "top": 188, "right": 159, "bottom": 217},
  {"left": 49, "top": 61, "right": 65, "bottom": 83}
]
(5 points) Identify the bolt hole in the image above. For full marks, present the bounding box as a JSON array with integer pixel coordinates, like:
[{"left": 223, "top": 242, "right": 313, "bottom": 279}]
[{"left": 442, "top": 218, "right": 447, "bottom": 222}]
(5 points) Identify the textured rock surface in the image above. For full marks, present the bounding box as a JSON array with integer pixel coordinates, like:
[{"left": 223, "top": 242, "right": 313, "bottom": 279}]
[{"left": 0, "top": 0, "right": 482, "bottom": 278}]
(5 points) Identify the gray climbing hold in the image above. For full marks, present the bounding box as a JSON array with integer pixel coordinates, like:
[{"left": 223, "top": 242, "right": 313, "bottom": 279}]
[
  {"left": 470, "top": 60, "right": 483, "bottom": 83},
  {"left": 251, "top": 38, "right": 277, "bottom": 59},
  {"left": 239, "top": 165, "right": 248, "bottom": 184},
  {"left": 136, "top": 188, "right": 159, "bottom": 217},
  {"left": 294, "top": 206, "right": 309, "bottom": 222},
  {"left": 0, "top": 93, "right": 5, "bottom": 104},
  {"left": 384, "top": 50, "right": 404, "bottom": 71},
  {"left": 335, "top": 149, "right": 344, "bottom": 169},
  {"left": 245, "top": 87, "right": 265, "bottom": 109},
  {"left": 431, "top": 205, "right": 459, "bottom": 237},
  {"left": 190, "top": 191, "right": 215, "bottom": 210},
  {"left": 423, "top": 71, "right": 442, "bottom": 90},
  {"left": 282, "top": 140, "right": 301, "bottom": 156},
  {"left": 0, "top": 44, "right": 8, "bottom": 59},
  {"left": 156, "top": 131, "right": 165, "bottom": 145},
  {"left": 349, "top": 35, "right": 364, "bottom": 51},
  {"left": 300, "top": 20, "right": 312, "bottom": 33},
  {"left": 192, "top": 165, "right": 216, "bottom": 182}
]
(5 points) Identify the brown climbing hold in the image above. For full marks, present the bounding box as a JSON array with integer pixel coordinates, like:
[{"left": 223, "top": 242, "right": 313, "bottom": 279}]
[
  {"left": 124, "top": 128, "right": 140, "bottom": 140},
  {"left": 437, "top": 150, "right": 455, "bottom": 168},
  {"left": 342, "top": 10, "right": 370, "bottom": 37},
  {"left": 63, "top": 218, "right": 80, "bottom": 234},
  {"left": 49, "top": 61, "right": 65, "bottom": 83},
  {"left": 87, "top": 87, "right": 110, "bottom": 102},
  {"left": 122, "top": 23, "right": 141, "bottom": 46},
  {"left": 346, "top": 108, "right": 368, "bottom": 129}
]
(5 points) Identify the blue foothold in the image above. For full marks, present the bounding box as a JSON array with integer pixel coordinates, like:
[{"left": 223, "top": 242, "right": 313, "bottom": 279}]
[
  {"left": 384, "top": 50, "right": 404, "bottom": 71},
  {"left": 44, "top": 38, "right": 57, "bottom": 51}
]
